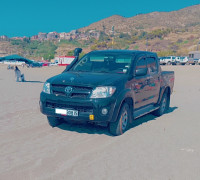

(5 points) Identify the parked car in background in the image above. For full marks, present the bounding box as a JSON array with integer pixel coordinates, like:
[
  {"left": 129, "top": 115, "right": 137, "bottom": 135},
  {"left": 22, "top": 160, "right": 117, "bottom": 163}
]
[
  {"left": 159, "top": 57, "right": 167, "bottom": 65},
  {"left": 197, "top": 59, "right": 200, "bottom": 65},
  {"left": 29, "top": 61, "right": 43, "bottom": 68},
  {"left": 160, "top": 56, "right": 176, "bottom": 65},
  {"left": 176, "top": 56, "right": 188, "bottom": 65},
  {"left": 49, "top": 63, "right": 58, "bottom": 66},
  {"left": 42, "top": 62, "right": 49, "bottom": 66},
  {"left": 165, "top": 56, "right": 177, "bottom": 65},
  {"left": 188, "top": 51, "right": 200, "bottom": 65},
  {"left": 188, "top": 58, "right": 199, "bottom": 65}
]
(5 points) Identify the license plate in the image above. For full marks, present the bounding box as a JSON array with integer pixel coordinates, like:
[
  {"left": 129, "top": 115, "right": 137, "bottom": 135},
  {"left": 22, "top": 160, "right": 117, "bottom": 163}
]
[{"left": 55, "top": 108, "right": 78, "bottom": 116}]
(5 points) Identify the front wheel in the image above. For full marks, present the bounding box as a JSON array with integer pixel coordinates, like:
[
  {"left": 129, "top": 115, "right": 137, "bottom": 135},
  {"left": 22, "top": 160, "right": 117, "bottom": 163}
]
[
  {"left": 109, "top": 103, "right": 131, "bottom": 136},
  {"left": 47, "top": 116, "right": 62, "bottom": 127},
  {"left": 153, "top": 91, "right": 170, "bottom": 116}
]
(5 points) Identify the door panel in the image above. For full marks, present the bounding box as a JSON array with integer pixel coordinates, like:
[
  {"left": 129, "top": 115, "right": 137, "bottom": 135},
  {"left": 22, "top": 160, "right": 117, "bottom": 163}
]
[
  {"left": 131, "top": 56, "right": 150, "bottom": 109},
  {"left": 146, "top": 57, "right": 161, "bottom": 104}
]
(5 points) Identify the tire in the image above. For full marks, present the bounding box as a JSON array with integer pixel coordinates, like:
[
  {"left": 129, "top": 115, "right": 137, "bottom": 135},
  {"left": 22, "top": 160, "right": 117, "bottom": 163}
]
[
  {"left": 167, "top": 61, "right": 171, "bottom": 65},
  {"left": 153, "top": 91, "right": 170, "bottom": 116},
  {"left": 47, "top": 116, "right": 62, "bottom": 127},
  {"left": 109, "top": 103, "right": 131, "bottom": 136}
]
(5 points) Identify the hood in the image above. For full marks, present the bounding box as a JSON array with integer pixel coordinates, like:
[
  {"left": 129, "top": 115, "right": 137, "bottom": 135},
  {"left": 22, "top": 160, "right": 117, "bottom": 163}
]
[{"left": 47, "top": 72, "right": 128, "bottom": 87}]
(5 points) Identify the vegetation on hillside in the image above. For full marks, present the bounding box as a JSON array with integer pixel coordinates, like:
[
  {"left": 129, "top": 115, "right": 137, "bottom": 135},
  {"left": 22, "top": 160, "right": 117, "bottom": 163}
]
[{"left": 1, "top": 5, "right": 200, "bottom": 59}]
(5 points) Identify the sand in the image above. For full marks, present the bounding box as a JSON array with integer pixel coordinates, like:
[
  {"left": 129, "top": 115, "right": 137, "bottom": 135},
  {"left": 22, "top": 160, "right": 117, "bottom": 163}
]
[{"left": 0, "top": 64, "right": 200, "bottom": 180}]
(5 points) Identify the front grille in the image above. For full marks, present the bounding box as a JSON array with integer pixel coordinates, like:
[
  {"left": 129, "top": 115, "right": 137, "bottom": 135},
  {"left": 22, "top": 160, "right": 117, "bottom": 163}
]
[
  {"left": 46, "top": 102, "right": 93, "bottom": 113},
  {"left": 51, "top": 84, "right": 93, "bottom": 99}
]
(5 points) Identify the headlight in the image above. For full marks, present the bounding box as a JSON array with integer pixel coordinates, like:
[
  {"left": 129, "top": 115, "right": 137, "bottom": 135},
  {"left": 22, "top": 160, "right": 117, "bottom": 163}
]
[
  {"left": 90, "top": 86, "right": 116, "bottom": 98},
  {"left": 43, "top": 82, "right": 51, "bottom": 94}
]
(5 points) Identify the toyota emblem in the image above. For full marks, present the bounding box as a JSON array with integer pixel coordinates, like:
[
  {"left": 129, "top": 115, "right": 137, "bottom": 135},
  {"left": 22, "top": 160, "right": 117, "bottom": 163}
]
[{"left": 65, "top": 86, "right": 73, "bottom": 94}]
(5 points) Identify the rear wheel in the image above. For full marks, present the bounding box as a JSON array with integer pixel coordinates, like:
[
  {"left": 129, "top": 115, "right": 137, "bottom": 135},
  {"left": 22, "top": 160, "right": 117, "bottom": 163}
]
[
  {"left": 109, "top": 103, "right": 131, "bottom": 136},
  {"left": 47, "top": 116, "right": 62, "bottom": 127},
  {"left": 153, "top": 91, "right": 170, "bottom": 116},
  {"left": 167, "top": 61, "right": 171, "bottom": 65}
]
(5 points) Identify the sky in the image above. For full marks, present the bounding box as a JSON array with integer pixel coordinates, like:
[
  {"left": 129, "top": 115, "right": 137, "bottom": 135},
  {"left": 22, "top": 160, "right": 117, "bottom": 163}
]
[{"left": 0, "top": 0, "right": 199, "bottom": 37}]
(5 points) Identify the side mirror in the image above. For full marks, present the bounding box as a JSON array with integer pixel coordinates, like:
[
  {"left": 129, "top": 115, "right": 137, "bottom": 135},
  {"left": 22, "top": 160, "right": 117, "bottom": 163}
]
[
  {"left": 135, "top": 68, "right": 147, "bottom": 76},
  {"left": 74, "top": 48, "right": 82, "bottom": 58}
]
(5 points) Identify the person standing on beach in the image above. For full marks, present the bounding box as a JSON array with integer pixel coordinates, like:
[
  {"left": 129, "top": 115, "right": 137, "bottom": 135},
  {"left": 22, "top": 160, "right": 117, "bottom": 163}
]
[{"left": 14, "top": 66, "right": 21, "bottom": 82}]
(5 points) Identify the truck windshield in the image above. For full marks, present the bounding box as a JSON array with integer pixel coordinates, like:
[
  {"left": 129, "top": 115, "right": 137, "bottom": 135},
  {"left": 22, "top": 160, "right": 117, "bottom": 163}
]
[{"left": 69, "top": 53, "right": 132, "bottom": 74}]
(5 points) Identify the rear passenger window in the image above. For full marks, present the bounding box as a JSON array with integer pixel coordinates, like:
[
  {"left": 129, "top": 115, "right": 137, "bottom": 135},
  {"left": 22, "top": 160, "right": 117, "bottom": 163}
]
[{"left": 147, "top": 57, "right": 158, "bottom": 73}]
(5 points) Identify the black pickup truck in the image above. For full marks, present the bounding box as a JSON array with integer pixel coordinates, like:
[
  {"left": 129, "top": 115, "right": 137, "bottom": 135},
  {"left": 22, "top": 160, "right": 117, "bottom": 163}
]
[{"left": 40, "top": 49, "right": 174, "bottom": 135}]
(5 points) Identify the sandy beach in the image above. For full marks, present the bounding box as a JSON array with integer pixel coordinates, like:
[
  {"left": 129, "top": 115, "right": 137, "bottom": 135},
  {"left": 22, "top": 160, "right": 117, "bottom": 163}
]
[{"left": 0, "top": 64, "right": 200, "bottom": 180}]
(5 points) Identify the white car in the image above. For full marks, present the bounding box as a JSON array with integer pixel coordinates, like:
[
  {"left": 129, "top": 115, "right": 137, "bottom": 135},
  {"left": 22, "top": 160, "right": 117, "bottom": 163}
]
[
  {"left": 176, "top": 56, "right": 188, "bottom": 65},
  {"left": 49, "top": 63, "right": 58, "bottom": 66},
  {"left": 159, "top": 56, "right": 176, "bottom": 65},
  {"left": 198, "top": 59, "right": 200, "bottom": 65},
  {"left": 159, "top": 57, "right": 166, "bottom": 65}
]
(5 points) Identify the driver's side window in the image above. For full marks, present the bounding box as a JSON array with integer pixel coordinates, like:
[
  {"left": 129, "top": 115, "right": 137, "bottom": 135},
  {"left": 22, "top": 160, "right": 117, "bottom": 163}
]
[{"left": 135, "top": 57, "right": 147, "bottom": 74}]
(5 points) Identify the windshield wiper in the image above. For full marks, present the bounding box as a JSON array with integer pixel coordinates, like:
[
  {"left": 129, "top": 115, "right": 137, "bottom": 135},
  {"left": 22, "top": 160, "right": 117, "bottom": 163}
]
[
  {"left": 74, "top": 70, "right": 90, "bottom": 72},
  {"left": 95, "top": 70, "right": 109, "bottom": 73}
]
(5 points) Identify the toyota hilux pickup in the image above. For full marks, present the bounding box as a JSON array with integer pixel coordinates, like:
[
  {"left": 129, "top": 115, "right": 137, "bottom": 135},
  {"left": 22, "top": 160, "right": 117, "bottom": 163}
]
[{"left": 40, "top": 49, "right": 174, "bottom": 136}]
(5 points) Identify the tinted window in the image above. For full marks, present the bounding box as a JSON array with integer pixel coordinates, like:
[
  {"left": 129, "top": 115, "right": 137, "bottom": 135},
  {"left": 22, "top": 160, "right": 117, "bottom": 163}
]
[
  {"left": 69, "top": 53, "right": 132, "bottom": 74},
  {"left": 135, "top": 57, "right": 146, "bottom": 71},
  {"left": 147, "top": 57, "right": 158, "bottom": 73}
]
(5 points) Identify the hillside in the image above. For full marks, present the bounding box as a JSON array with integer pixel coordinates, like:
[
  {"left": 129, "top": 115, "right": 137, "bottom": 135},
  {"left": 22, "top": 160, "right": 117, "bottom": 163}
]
[
  {"left": 79, "top": 5, "right": 200, "bottom": 33},
  {"left": 0, "top": 5, "right": 200, "bottom": 60}
]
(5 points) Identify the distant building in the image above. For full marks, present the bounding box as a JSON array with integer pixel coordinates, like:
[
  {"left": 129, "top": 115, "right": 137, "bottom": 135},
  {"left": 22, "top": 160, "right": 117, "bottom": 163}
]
[
  {"left": 59, "top": 32, "right": 71, "bottom": 40},
  {"left": 31, "top": 35, "right": 38, "bottom": 40},
  {"left": 70, "top": 30, "right": 78, "bottom": 35},
  {"left": 11, "top": 36, "right": 27, "bottom": 40},
  {"left": 69, "top": 30, "right": 79, "bottom": 40},
  {"left": 78, "top": 34, "right": 89, "bottom": 41},
  {"left": 47, "top": 32, "right": 59, "bottom": 40},
  {"left": 38, "top": 32, "right": 47, "bottom": 40},
  {"left": 0, "top": 35, "right": 9, "bottom": 41},
  {"left": 88, "top": 30, "right": 100, "bottom": 40},
  {"left": 71, "top": 34, "right": 78, "bottom": 40}
]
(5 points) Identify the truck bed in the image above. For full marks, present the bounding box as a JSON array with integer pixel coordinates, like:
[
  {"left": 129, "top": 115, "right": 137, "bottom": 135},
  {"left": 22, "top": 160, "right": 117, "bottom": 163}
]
[{"left": 161, "top": 71, "right": 174, "bottom": 94}]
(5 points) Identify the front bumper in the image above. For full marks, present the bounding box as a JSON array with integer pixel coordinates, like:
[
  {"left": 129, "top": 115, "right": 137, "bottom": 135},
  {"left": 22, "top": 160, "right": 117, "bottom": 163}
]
[{"left": 40, "top": 92, "right": 117, "bottom": 125}]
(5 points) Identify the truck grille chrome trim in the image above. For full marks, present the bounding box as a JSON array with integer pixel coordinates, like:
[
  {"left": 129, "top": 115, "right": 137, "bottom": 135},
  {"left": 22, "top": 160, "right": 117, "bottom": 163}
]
[{"left": 51, "top": 84, "right": 93, "bottom": 98}]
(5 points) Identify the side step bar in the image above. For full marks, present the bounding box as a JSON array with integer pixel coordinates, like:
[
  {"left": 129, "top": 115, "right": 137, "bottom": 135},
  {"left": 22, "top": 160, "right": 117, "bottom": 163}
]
[{"left": 134, "top": 104, "right": 159, "bottom": 119}]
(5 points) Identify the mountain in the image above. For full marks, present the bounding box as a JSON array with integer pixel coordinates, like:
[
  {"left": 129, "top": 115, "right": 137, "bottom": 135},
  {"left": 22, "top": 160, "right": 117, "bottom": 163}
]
[
  {"left": 0, "top": 5, "right": 200, "bottom": 59},
  {"left": 79, "top": 5, "right": 200, "bottom": 33}
]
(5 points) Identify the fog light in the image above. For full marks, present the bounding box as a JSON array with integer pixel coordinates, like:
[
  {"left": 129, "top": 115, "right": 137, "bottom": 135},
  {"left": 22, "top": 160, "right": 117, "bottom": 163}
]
[
  {"left": 89, "top": 115, "right": 94, "bottom": 120},
  {"left": 102, "top": 108, "right": 108, "bottom": 115}
]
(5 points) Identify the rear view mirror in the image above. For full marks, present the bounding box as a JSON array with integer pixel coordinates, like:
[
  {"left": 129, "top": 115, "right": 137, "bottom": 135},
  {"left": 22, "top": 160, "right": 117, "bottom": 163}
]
[{"left": 135, "top": 68, "right": 147, "bottom": 76}]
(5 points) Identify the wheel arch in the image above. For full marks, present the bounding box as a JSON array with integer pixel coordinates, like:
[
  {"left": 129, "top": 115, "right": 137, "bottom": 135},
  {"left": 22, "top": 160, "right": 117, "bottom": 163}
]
[
  {"left": 111, "top": 95, "right": 134, "bottom": 123},
  {"left": 158, "top": 86, "right": 171, "bottom": 104}
]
